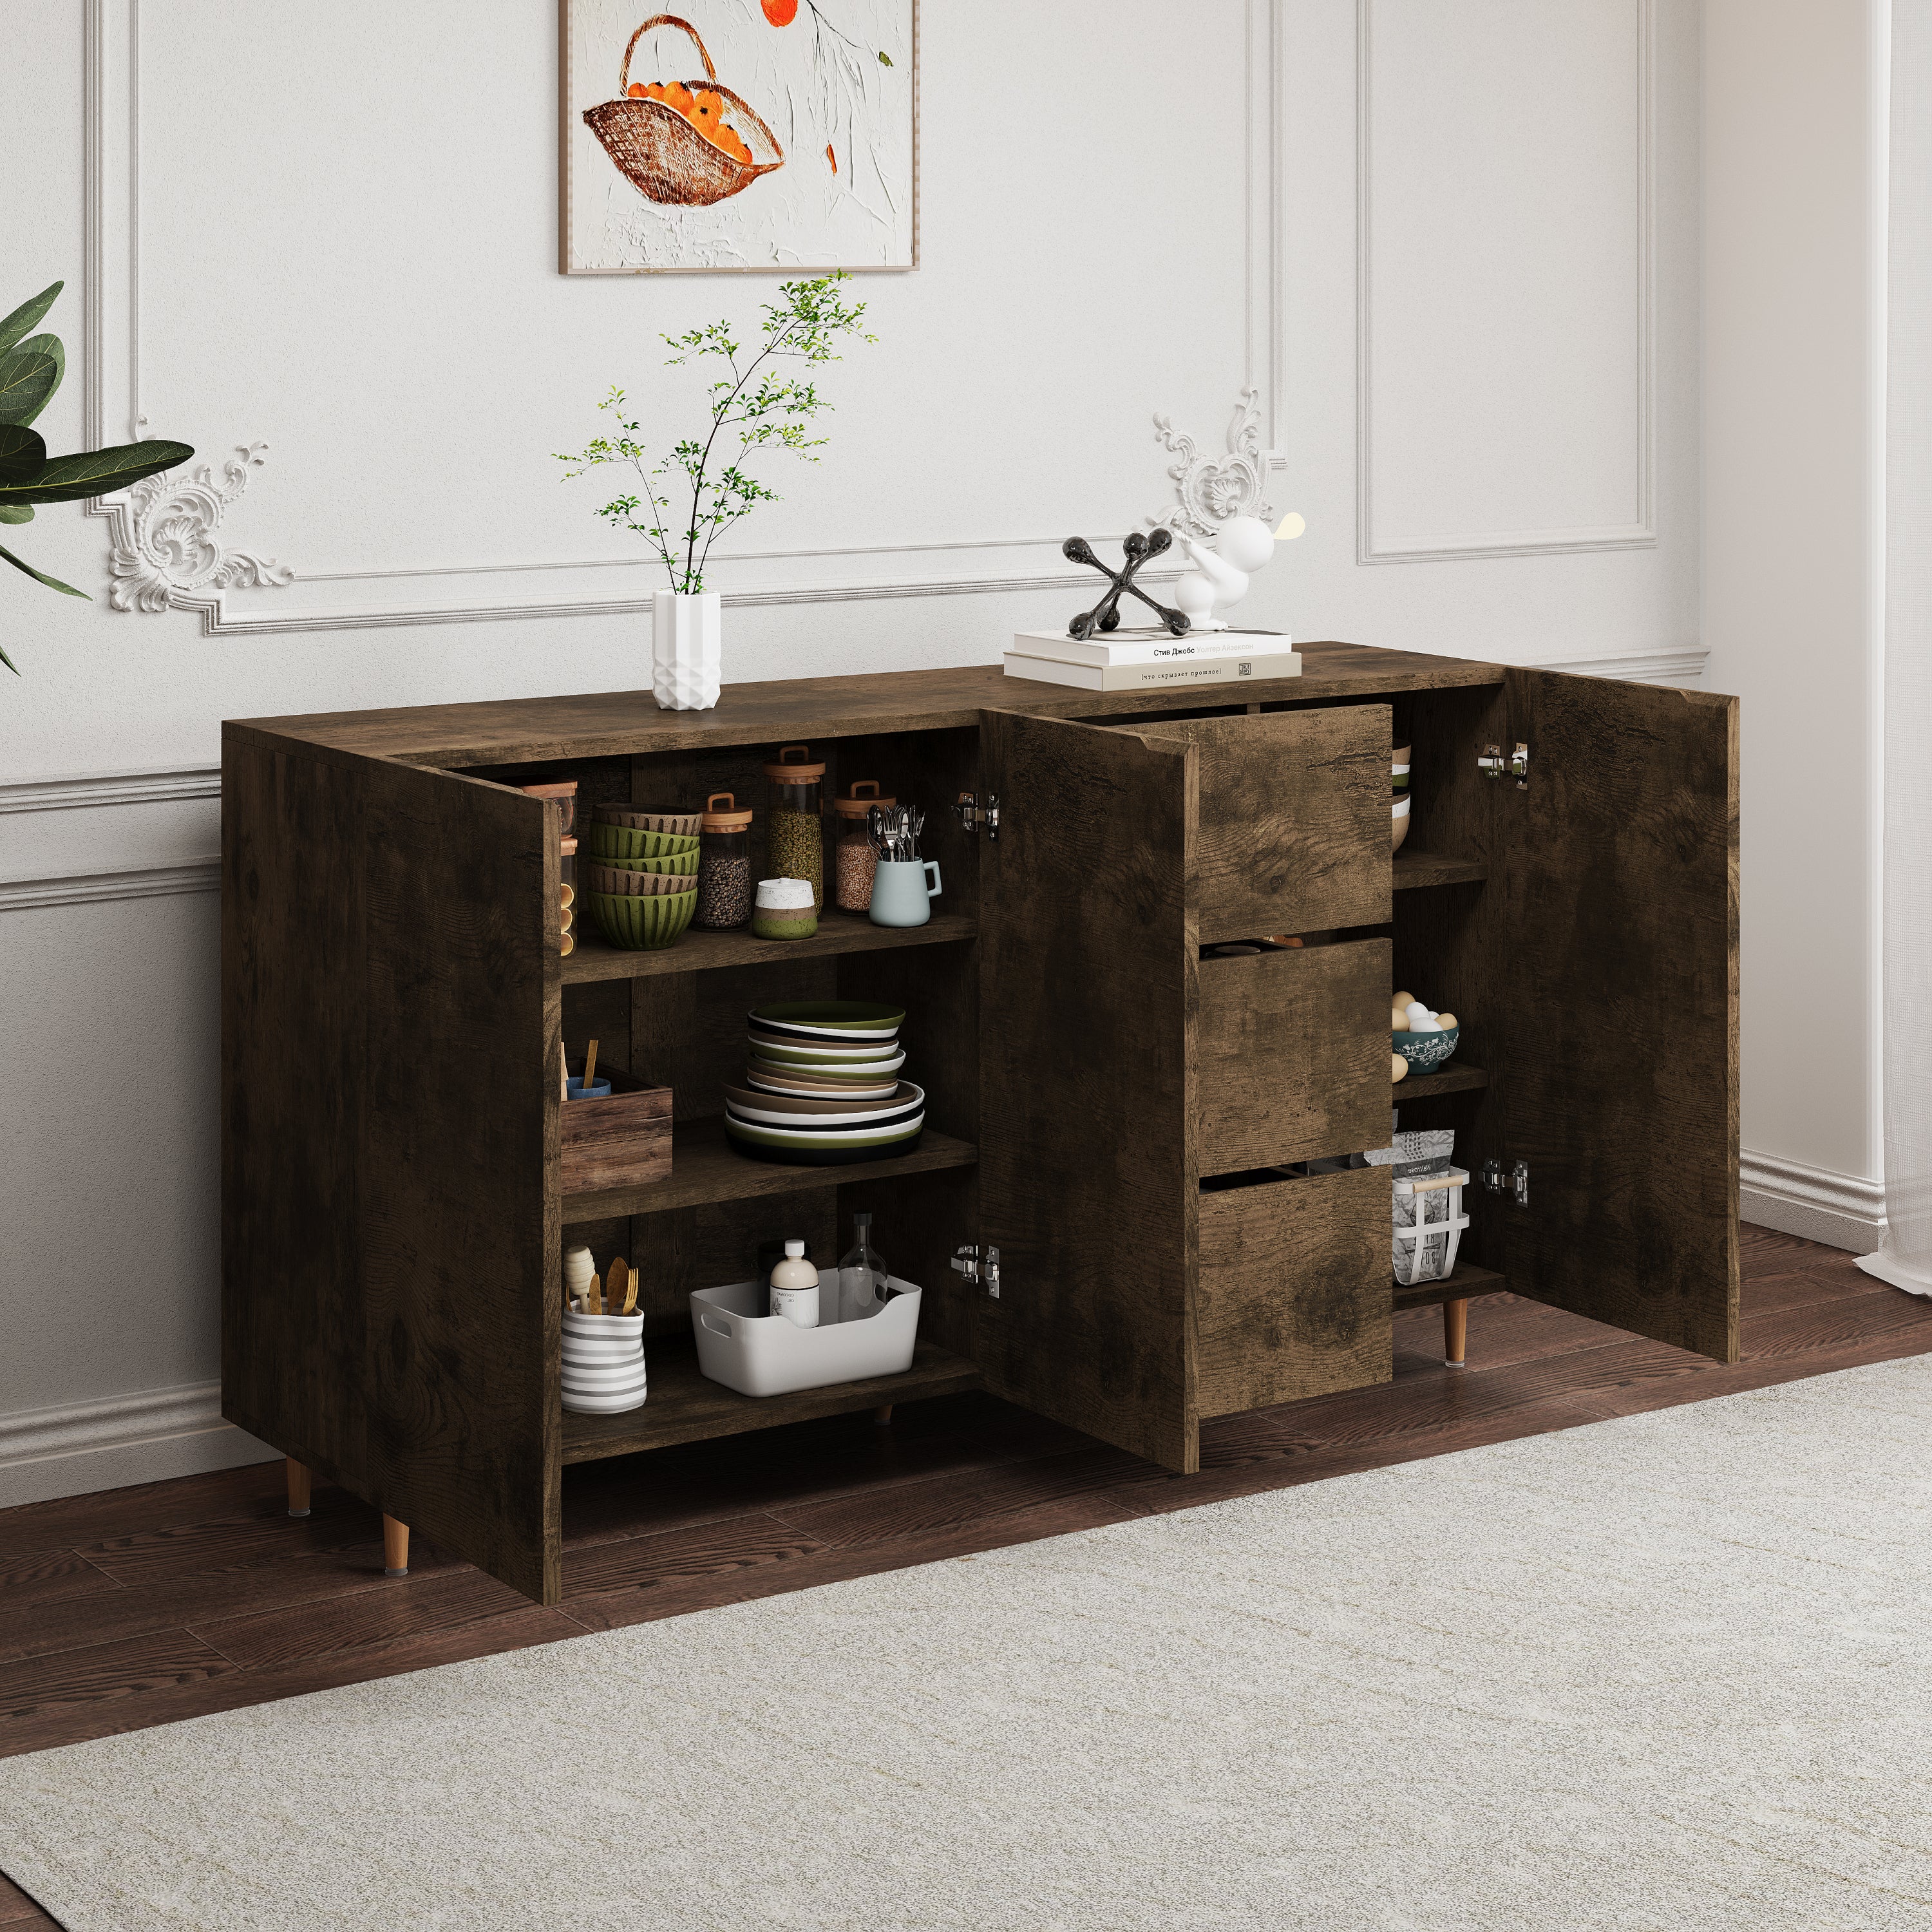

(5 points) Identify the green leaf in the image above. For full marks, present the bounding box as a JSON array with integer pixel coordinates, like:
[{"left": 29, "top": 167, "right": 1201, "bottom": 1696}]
[
  {"left": 0, "top": 335, "right": 64, "bottom": 426},
  {"left": 0, "top": 539, "right": 88, "bottom": 605},
  {"left": 878, "top": 50, "right": 891, "bottom": 64},
  {"left": 0, "top": 504, "right": 33, "bottom": 524},
  {"left": 0, "top": 437, "right": 192, "bottom": 506},
  {"left": 0, "top": 282, "right": 61, "bottom": 359},
  {"left": 0, "top": 423, "right": 46, "bottom": 486}
]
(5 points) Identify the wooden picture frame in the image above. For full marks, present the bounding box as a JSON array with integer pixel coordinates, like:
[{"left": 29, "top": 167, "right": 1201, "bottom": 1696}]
[{"left": 559, "top": 1, "right": 920, "bottom": 275}]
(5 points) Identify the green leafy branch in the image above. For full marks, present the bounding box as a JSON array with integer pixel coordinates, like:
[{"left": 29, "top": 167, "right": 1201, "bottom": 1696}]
[
  {"left": 0, "top": 281, "right": 193, "bottom": 673},
  {"left": 556, "top": 272, "right": 875, "bottom": 595}
]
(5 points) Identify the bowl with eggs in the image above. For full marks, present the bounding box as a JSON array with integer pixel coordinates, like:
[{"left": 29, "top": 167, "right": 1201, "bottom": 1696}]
[{"left": 1392, "top": 992, "right": 1459, "bottom": 1074}]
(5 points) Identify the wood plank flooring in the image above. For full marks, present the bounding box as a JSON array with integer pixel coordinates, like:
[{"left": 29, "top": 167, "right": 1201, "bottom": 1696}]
[{"left": 0, "top": 1225, "right": 1924, "bottom": 1926}]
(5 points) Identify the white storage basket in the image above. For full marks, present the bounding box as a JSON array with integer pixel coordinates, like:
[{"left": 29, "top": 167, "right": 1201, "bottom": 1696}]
[
  {"left": 691, "top": 1272, "right": 922, "bottom": 1398},
  {"left": 1392, "top": 1168, "right": 1470, "bottom": 1286}
]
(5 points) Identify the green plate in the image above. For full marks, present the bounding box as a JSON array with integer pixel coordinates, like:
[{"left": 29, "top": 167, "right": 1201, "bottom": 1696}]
[{"left": 747, "top": 999, "right": 907, "bottom": 1038}]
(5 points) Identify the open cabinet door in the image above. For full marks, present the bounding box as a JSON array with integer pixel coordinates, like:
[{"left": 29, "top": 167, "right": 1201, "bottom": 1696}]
[
  {"left": 976, "top": 710, "right": 1198, "bottom": 1471},
  {"left": 1501, "top": 670, "right": 1739, "bottom": 1359},
  {"left": 223, "top": 730, "right": 561, "bottom": 1601}
]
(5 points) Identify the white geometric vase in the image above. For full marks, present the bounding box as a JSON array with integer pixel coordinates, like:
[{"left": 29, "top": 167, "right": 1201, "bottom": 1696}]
[{"left": 652, "top": 591, "right": 722, "bottom": 711}]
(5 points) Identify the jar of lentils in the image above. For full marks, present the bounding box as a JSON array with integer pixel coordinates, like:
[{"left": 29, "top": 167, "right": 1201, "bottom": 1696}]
[
  {"left": 762, "top": 744, "right": 826, "bottom": 911},
  {"left": 831, "top": 781, "right": 890, "bottom": 914},
  {"left": 694, "top": 790, "right": 754, "bottom": 930}
]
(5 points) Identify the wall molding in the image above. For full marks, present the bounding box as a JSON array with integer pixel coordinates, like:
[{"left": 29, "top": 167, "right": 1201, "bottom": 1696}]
[
  {"left": 0, "top": 763, "right": 220, "bottom": 813},
  {"left": 1355, "top": 0, "right": 1658, "bottom": 564},
  {"left": 1741, "top": 1149, "right": 1886, "bottom": 1251},
  {"left": 1527, "top": 647, "right": 1707, "bottom": 685},
  {"left": 0, "top": 860, "right": 220, "bottom": 913},
  {"left": 80, "top": 0, "right": 1280, "bottom": 636}
]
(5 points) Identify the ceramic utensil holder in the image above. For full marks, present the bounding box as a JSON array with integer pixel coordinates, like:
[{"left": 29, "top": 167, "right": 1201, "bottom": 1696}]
[
  {"left": 562, "top": 1307, "right": 647, "bottom": 1414},
  {"left": 868, "top": 858, "right": 942, "bottom": 928}
]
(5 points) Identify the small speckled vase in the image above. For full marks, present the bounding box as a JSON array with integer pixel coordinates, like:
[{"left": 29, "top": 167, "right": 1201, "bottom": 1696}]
[{"left": 652, "top": 591, "right": 721, "bottom": 711}]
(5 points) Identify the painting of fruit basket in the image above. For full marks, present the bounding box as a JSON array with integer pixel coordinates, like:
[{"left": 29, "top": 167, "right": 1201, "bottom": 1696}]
[{"left": 562, "top": 0, "right": 917, "bottom": 274}]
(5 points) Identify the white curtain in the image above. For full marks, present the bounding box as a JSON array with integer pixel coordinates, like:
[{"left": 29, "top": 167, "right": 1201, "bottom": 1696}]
[{"left": 1859, "top": 0, "right": 1932, "bottom": 1294}]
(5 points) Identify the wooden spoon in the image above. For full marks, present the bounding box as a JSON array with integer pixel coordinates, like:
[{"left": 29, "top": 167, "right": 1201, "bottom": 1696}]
[
  {"left": 582, "top": 1039, "right": 600, "bottom": 1091},
  {"left": 610, "top": 1257, "right": 636, "bottom": 1315}
]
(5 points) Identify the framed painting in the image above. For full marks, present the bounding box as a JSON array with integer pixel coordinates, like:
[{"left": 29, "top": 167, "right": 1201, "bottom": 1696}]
[{"left": 560, "top": 1, "right": 918, "bottom": 274}]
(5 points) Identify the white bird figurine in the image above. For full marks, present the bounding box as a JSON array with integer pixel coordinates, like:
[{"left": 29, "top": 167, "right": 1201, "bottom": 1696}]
[{"left": 1172, "top": 511, "right": 1306, "bottom": 631}]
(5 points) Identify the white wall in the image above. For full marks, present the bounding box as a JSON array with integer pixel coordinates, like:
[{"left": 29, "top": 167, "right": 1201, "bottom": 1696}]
[
  {"left": 1703, "top": 0, "right": 1888, "bottom": 1247},
  {"left": 0, "top": 0, "right": 1706, "bottom": 1504}
]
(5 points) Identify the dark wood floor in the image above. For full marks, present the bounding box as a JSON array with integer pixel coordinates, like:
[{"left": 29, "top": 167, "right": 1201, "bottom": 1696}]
[{"left": 3, "top": 1223, "right": 1927, "bottom": 1926}]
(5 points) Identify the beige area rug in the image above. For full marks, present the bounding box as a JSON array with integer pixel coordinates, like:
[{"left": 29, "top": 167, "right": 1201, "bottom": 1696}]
[{"left": 5, "top": 1357, "right": 1932, "bottom": 1931}]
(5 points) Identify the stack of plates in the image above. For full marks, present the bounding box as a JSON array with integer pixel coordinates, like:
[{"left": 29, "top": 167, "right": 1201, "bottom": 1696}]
[{"left": 728, "top": 1001, "right": 921, "bottom": 1164}]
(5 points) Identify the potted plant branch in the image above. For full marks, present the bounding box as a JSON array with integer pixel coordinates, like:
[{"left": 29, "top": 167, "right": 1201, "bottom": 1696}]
[
  {"left": 557, "top": 272, "right": 873, "bottom": 710},
  {"left": 0, "top": 281, "right": 191, "bottom": 674}
]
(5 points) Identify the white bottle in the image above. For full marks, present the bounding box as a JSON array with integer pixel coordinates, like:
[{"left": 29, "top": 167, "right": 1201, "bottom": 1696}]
[{"left": 769, "top": 1240, "right": 820, "bottom": 1329}]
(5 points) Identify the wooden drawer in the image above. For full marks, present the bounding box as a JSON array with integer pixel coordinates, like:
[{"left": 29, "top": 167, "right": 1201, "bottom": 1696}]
[
  {"left": 1196, "top": 1167, "right": 1392, "bottom": 1418},
  {"left": 1130, "top": 706, "right": 1390, "bottom": 943},
  {"left": 1198, "top": 939, "right": 1391, "bottom": 1175}
]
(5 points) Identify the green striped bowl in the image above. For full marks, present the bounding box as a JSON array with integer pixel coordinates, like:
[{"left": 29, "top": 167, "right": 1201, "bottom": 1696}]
[{"left": 589, "top": 887, "right": 698, "bottom": 951}]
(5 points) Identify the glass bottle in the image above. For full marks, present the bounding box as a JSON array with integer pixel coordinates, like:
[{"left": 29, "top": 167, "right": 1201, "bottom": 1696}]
[
  {"left": 831, "top": 780, "right": 891, "bottom": 914},
  {"left": 695, "top": 790, "right": 754, "bottom": 930},
  {"left": 762, "top": 743, "right": 826, "bottom": 910},
  {"left": 836, "top": 1212, "right": 891, "bottom": 1323}
]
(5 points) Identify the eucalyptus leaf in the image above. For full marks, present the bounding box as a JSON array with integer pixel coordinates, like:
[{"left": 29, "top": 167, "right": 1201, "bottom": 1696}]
[
  {"left": 0, "top": 334, "right": 64, "bottom": 426},
  {"left": 0, "top": 281, "right": 61, "bottom": 360},
  {"left": 0, "top": 424, "right": 46, "bottom": 485},
  {"left": 0, "top": 540, "right": 86, "bottom": 607},
  {"left": 0, "top": 504, "right": 33, "bottom": 524},
  {"left": 0, "top": 437, "right": 191, "bottom": 506}
]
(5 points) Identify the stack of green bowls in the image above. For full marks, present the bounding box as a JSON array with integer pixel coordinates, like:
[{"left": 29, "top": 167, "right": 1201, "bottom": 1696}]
[{"left": 585, "top": 808, "right": 700, "bottom": 949}]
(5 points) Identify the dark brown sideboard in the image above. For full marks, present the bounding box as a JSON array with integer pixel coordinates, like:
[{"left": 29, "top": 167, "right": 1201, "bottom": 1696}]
[{"left": 221, "top": 644, "right": 1739, "bottom": 1604}]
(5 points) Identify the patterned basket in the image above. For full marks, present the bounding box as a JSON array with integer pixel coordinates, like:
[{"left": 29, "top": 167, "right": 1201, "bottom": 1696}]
[{"left": 583, "top": 14, "right": 785, "bottom": 209}]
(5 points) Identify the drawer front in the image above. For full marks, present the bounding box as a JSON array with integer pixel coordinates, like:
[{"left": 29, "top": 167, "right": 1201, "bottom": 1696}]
[
  {"left": 1196, "top": 1168, "right": 1392, "bottom": 1418},
  {"left": 1198, "top": 939, "right": 1390, "bottom": 1175},
  {"left": 1131, "top": 706, "right": 1390, "bottom": 943}
]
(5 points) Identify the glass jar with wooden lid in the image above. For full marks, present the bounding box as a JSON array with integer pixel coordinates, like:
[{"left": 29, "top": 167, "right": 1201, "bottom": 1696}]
[
  {"left": 695, "top": 791, "right": 755, "bottom": 931},
  {"left": 831, "top": 780, "right": 892, "bottom": 914},
  {"left": 762, "top": 744, "right": 826, "bottom": 910}
]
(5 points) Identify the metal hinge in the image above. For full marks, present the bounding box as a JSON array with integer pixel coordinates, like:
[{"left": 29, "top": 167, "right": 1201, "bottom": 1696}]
[
  {"left": 952, "top": 790, "right": 1001, "bottom": 840},
  {"left": 1481, "top": 1159, "right": 1530, "bottom": 1207},
  {"left": 951, "top": 1243, "right": 1001, "bottom": 1298},
  {"left": 1478, "top": 742, "right": 1530, "bottom": 788}
]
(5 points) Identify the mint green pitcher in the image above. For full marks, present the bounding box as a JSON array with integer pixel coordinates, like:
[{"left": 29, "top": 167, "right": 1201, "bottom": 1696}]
[{"left": 869, "top": 858, "right": 942, "bottom": 928}]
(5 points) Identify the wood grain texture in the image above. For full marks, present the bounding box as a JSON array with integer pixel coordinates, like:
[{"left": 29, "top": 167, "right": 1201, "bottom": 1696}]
[
  {"left": 222, "top": 732, "right": 563, "bottom": 1606},
  {"left": 1502, "top": 670, "right": 1740, "bottom": 1360},
  {"left": 1391, "top": 1263, "right": 1508, "bottom": 1313},
  {"left": 1196, "top": 1170, "right": 1394, "bottom": 1417},
  {"left": 560, "top": 1334, "right": 980, "bottom": 1462},
  {"left": 1394, "top": 1063, "right": 1489, "bottom": 1101},
  {"left": 977, "top": 711, "right": 1198, "bottom": 1472},
  {"left": 229, "top": 644, "right": 1506, "bottom": 769},
  {"left": 564, "top": 910, "right": 977, "bottom": 982},
  {"left": 558, "top": 1065, "right": 672, "bottom": 1192},
  {"left": 1128, "top": 706, "right": 1393, "bottom": 943},
  {"left": 1392, "top": 850, "right": 1488, "bottom": 890},
  {"left": 1198, "top": 940, "right": 1392, "bottom": 1173}
]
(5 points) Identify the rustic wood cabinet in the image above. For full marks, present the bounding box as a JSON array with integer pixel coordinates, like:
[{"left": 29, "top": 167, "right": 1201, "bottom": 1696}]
[{"left": 222, "top": 644, "right": 1739, "bottom": 1605}]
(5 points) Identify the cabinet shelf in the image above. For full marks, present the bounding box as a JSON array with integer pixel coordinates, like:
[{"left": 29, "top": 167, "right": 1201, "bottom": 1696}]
[
  {"left": 1394, "top": 1062, "right": 1489, "bottom": 1101},
  {"left": 563, "top": 909, "right": 978, "bottom": 983},
  {"left": 561, "top": 1334, "right": 981, "bottom": 1463},
  {"left": 1393, "top": 850, "right": 1488, "bottom": 891},
  {"left": 562, "top": 1115, "right": 979, "bottom": 1224},
  {"left": 1392, "top": 1262, "right": 1506, "bottom": 1314}
]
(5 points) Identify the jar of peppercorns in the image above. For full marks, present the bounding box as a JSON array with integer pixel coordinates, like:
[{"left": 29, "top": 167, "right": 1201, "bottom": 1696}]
[
  {"left": 762, "top": 745, "right": 825, "bottom": 911},
  {"left": 695, "top": 790, "right": 754, "bottom": 930},
  {"left": 831, "top": 781, "right": 890, "bottom": 914}
]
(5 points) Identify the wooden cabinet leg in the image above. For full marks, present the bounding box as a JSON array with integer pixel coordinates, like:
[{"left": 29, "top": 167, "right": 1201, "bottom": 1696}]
[
  {"left": 1443, "top": 1297, "right": 1468, "bottom": 1368},
  {"left": 383, "top": 1516, "right": 410, "bottom": 1577},
  {"left": 285, "top": 1457, "right": 311, "bottom": 1518},
  {"left": 873, "top": 1404, "right": 894, "bottom": 1426}
]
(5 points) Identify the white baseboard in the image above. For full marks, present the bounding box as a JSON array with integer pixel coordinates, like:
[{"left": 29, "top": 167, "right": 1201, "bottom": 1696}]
[
  {"left": 1740, "top": 1149, "right": 1886, "bottom": 1254},
  {"left": 0, "top": 1381, "right": 279, "bottom": 1510}
]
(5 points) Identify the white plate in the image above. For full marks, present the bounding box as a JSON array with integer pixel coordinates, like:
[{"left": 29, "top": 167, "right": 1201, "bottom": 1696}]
[
  {"left": 748, "top": 1049, "right": 906, "bottom": 1078},
  {"left": 724, "top": 1112, "right": 924, "bottom": 1148},
  {"left": 724, "top": 1082, "right": 925, "bottom": 1129},
  {"left": 746, "top": 1030, "right": 902, "bottom": 1060},
  {"left": 744, "top": 1070, "right": 902, "bottom": 1099}
]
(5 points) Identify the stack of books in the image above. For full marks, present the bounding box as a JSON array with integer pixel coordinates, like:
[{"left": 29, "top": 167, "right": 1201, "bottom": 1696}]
[{"left": 1003, "top": 628, "right": 1302, "bottom": 692}]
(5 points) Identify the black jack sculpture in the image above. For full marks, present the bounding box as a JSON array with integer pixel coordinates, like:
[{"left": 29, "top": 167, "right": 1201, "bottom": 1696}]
[{"left": 1061, "top": 530, "right": 1191, "bottom": 640}]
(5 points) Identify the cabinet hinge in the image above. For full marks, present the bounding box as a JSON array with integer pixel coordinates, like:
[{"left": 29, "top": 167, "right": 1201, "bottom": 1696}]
[
  {"left": 1481, "top": 1159, "right": 1530, "bottom": 1206},
  {"left": 950, "top": 1243, "right": 1001, "bottom": 1298},
  {"left": 952, "top": 790, "right": 1001, "bottom": 840},
  {"left": 1478, "top": 742, "right": 1530, "bottom": 788}
]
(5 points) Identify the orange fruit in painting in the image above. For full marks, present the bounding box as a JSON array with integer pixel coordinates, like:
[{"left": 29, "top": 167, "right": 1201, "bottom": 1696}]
[
  {"left": 663, "top": 81, "right": 694, "bottom": 117},
  {"left": 690, "top": 89, "right": 721, "bottom": 129},
  {"left": 762, "top": 0, "right": 799, "bottom": 22},
  {"left": 627, "top": 82, "right": 647, "bottom": 97}
]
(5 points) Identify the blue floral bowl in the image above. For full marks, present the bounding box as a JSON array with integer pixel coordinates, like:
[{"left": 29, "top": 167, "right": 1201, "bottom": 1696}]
[{"left": 1392, "top": 1025, "right": 1459, "bottom": 1074}]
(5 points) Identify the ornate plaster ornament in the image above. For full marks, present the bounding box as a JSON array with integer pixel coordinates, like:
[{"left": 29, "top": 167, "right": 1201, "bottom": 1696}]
[
  {"left": 1148, "top": 388, "right": 1284, "bottom": 541},
  {"left": 106, "top": 442, "right": 293, "bottom": 614}
]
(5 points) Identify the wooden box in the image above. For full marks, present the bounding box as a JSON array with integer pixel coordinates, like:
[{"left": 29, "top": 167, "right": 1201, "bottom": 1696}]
[{"left": 560, "top": 1065, "right": 672, "bottom": 1193}]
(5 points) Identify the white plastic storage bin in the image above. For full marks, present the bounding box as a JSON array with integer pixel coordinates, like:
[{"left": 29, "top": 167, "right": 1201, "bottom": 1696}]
[
  {"left": 690, "top": 1273, "right": 922, "bottom": 1397},
  {"left": 1392, "top": 1168, "right": 1469, "bottom": 1286}
]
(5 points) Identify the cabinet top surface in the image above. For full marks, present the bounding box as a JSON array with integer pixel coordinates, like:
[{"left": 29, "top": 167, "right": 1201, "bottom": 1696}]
[{"left": 226, "top": 640, "right": 1504, "bottom": 768}]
